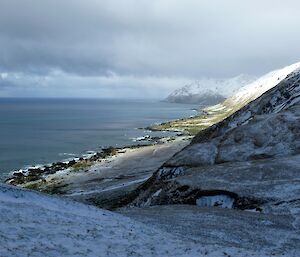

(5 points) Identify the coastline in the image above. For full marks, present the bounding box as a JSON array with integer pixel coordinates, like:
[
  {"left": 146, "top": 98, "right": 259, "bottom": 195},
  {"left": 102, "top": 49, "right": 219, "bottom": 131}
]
[
  {"left": 6, "top": 133, "right": 187, "bottom": 183},
  {"left": 6, "top": 132, "right": 191, "bottom": 209},
  {"left": 0, "top": 98, "right": 198, "bottom": 181},
  {"left": 5, "top": 98, "right": 237, "bottom": 209},
  {"left": 3, "top": 99, "right": 202, "bottom": 209}
]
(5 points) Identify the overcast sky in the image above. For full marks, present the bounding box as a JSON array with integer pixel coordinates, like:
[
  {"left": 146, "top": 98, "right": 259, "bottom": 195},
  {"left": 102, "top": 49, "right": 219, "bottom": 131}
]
[{"left": 0, "top": 0, "right": 300, "bottom": 98}]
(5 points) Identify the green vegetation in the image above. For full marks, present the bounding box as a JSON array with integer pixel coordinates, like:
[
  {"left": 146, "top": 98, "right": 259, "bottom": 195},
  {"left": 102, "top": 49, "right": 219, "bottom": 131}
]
[
  {"left": 69, "top": 148, "right": 118, "bottom": 172},
  {"left": 151, "top": 104, "right": 235, "bottom": 135},
  {"left": 23, "top": 180, "right": 45, "bottom": 191},
  {"left": 150, "top": 98, "right": 252, "bottom": 136},
  {"left": 71, "top": 160, "right": 93, "bottom": 172},
  {"left": 23, "top": 180, "right": 68, "bottom": 195}
]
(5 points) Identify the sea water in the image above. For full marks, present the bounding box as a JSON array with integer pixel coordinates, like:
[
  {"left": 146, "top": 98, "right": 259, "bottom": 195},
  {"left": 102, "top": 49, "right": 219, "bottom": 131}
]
[{"left": 0, "top": 98, "right": 198, "bottom": 180}]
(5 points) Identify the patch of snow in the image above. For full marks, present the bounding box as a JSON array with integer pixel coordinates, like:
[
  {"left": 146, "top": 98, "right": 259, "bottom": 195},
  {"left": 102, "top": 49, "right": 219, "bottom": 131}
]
[
  {"left": 152, "top": 189, "right": 162, "bottom": 197},
  {"left": 196, "top": 195, "right": 235, "bottom": 208}
]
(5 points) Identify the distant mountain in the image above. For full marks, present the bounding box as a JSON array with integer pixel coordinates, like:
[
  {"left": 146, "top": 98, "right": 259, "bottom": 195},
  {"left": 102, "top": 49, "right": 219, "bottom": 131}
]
[{"left": 165, "top": 74, "right": 256, "bottom": 105}]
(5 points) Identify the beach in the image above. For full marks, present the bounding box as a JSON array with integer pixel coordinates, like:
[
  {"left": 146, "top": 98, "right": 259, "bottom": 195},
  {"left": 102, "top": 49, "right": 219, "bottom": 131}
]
[{"left": 7, "top": 136, "right": 191, "bottom": 209}]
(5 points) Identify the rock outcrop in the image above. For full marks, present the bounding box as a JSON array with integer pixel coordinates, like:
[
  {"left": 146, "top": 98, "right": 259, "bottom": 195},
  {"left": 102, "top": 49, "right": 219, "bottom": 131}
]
[
  {"left": 131, "top": 63, "right": 300, "bottom": 210},
  {"left": 122, "top": 63, "right": 300, "bottom": 255}
]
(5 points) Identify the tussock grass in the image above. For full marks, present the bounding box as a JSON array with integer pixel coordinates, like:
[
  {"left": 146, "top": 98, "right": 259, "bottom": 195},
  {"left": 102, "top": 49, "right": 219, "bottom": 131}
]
[{"left": 71, "top": 160, "right": 93, "bottom": 172}]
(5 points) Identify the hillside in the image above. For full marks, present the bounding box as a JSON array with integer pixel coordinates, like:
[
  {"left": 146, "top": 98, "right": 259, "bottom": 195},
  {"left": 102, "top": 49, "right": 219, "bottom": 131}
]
[
  {"left": 0, "top": 184, "right": 266, "bottom": 257},
  {"left": 124, "top": 63, "right": 300, "bottom": 256},
  {"left": 132, "top": 62, "right": 300, "bottom": 207},
  {"left": 152, "top": 63, "right": 300, "bottom": 135}
]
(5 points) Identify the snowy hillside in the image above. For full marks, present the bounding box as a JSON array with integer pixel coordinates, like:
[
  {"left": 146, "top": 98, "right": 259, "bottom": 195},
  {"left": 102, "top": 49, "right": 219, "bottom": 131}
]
[
  {"left": 129, "top": 63, "right": 300, "bottom": 256},
  {"left": 135, "top": 62, "right": 300, "bottom": 202},
  {"left": 165, "top": 74, "right": 255, "bottom": 104},
  {"left": 206, "top": 62, "right": 300, "bottom": 113},
  {"left": 0, "top": 184, "right": 261, "bottom": 257},
  {"left": 225, "top": 62, "right": 300, "bottom": 106}
]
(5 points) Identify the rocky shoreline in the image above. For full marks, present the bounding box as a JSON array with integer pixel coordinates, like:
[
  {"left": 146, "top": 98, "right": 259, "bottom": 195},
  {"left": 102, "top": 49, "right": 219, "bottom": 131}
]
[
  {"left": 5, "top": 133, "right": 187, "bottom": 189},
  {"left": 6, "top": 146, "right": 120, "bottom": 186}
]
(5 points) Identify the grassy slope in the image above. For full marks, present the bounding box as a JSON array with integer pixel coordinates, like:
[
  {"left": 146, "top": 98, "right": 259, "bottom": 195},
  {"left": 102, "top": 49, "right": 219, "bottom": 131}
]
[{"left": 150, "top": 99, "right": 247, "bottom": 136}]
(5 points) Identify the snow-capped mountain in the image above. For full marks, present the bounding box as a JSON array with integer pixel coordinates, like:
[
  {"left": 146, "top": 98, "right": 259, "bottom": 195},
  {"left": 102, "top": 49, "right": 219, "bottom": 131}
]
[{"left": 165, "top": 74, "right": 256, "bottom": 105}]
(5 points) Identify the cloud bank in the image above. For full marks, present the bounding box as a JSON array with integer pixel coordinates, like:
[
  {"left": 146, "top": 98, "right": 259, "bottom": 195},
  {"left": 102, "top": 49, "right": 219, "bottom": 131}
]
[{"left": 0, "top": 0, "right": 300, "bottom": 98}]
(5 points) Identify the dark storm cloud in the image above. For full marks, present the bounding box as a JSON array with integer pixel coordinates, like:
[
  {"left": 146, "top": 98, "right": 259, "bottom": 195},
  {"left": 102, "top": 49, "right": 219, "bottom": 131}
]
[{"left": 0, "top": 0, "right": 300, "bottom": 97}]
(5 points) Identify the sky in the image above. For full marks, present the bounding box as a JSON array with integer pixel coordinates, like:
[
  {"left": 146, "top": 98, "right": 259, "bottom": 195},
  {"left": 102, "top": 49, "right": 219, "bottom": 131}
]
[{"left": 0, "top": 0, "right": 300, "bottom": 98}]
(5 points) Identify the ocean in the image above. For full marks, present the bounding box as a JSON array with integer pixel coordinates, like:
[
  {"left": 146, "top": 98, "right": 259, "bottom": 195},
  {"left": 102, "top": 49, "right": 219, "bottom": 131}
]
[{"left": 0, "top": 98, "right": 198, "bottom": 180}]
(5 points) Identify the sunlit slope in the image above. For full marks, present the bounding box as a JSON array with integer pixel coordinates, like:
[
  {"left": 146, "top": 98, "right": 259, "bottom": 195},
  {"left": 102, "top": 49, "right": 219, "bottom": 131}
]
[{"left": 153, "top": 62, "right": 300, "bottom": 135}]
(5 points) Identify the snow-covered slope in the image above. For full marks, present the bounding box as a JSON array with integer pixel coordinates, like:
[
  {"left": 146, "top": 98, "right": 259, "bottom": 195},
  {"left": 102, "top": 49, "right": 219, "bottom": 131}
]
[
  {"left": 165, "top": 74, "right": 255, "bottom": 104},
  {"left": 225, "top": 62, "right": 300, "bottom": 106},
  {"left": 0, "top": 184, "right": 261, "bottom": 257},
  {"left": 206, "top": 62, "right": 300, "bottom": 113},
  {"left": 133, "top": 63, "right": 300, "bottom": 201},
  {"left": 129, "top": 63, "right": 300, "bottom": 256}
]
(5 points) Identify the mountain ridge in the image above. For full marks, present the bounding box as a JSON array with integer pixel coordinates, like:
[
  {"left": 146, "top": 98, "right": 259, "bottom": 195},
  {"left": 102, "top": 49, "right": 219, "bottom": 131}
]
[
  {"left": 124, "top": 63, "right": 300, "bottom": 256},
  {"left": 132, "top": 62, "right": 300, "bottom": 206}
]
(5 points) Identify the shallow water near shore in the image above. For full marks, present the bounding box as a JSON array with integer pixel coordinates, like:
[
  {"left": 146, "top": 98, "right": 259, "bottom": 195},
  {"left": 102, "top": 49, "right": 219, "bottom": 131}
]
[{"left": 0, "top": 98, "right": 198, "bottom": 180}]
